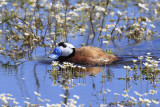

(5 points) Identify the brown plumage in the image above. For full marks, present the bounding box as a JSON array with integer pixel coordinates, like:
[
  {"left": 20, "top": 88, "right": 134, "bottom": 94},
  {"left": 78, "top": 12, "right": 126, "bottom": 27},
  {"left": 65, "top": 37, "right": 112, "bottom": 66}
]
[{"left": 66, "top": 46, "right": 118, "bottom": 66}]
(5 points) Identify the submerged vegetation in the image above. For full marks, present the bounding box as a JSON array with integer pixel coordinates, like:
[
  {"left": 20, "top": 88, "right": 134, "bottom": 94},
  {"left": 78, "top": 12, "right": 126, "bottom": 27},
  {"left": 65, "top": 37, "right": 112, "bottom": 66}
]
[{"left": 0, "top": 0, "right": 160, "bottom": 106}]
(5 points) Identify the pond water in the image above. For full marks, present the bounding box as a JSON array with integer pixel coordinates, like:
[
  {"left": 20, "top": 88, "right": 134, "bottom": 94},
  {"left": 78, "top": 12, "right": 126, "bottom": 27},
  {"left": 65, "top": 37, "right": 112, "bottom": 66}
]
[
  {"left": 0, "top": 36, "right": 160, "bottom": 106},
  {"left": 0, "top": 0, "right": 160, "bottom": 106}
]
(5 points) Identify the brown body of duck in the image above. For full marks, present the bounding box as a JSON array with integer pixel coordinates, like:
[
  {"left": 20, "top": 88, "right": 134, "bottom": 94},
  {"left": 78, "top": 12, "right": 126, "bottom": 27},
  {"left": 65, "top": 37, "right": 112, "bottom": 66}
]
[
  {"left": 65, "top": 46, "right": 118, "bottom": 66},
  {"left": 49, "top": 42, "right": 118, "bottom": 66}
]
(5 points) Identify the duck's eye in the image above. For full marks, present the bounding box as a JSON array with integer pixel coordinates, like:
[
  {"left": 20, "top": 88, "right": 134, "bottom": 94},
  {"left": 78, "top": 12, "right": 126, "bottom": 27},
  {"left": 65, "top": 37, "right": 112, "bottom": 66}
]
[{"left": 54, "top": 51, "right": 57, "bottom": 54}]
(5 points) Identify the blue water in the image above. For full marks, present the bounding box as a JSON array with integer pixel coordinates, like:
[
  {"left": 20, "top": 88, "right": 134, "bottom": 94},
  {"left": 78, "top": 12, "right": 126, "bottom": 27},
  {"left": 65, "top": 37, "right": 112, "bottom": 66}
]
[
  {"left": 0, "top": 36, "right": 159, "bottom": 106},
  {"left": 1, "top": 0, "right": 160, "bottom": 106}
]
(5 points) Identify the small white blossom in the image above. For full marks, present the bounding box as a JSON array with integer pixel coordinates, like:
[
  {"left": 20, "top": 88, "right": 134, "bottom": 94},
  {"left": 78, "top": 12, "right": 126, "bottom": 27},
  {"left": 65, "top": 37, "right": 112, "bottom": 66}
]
[
  {"left": 138, "top": 3, "right": 149, "bottom": 11},
  {"left": 150, "top": 24, "right": 156, "bottom": 28},
  {"left": 73, "top": 95, "right": 79, "bottom": 99},
  {"left": 152, "top": 100, "right": 159, "bottom": 104},
  {"left": 134, "top": 91, "right": 142, "bottom": 97},
  {"left": 103, "top": 41, "right": 109, "bottom": 44},
  {"left": 34, "top": 91, "right": 41, "bottom": 96},
  {"left": 117, "top": 10, "right": 122, "bottom": 15}
]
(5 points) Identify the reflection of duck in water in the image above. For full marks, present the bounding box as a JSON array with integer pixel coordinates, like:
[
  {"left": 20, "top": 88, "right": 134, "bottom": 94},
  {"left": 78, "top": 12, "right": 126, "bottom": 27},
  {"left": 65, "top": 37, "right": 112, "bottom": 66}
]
[
  {"left": 50, "top": 66, "right": 103, "bottom": 86},
  {"left": 74, "top": 67, "right": 103, "bottom": 76},
  {"left": 49, "top": 42, "right": 118, "bottom": 66}
]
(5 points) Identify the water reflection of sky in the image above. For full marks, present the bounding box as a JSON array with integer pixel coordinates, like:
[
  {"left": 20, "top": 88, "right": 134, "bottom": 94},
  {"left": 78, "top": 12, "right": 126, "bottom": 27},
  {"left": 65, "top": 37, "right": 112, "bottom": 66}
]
[
  {"left": 0, "top": 0, "right": 160, "bottom": 106},
  {"left": 0, "top": 36, "right": 160, "bottom": 106}
]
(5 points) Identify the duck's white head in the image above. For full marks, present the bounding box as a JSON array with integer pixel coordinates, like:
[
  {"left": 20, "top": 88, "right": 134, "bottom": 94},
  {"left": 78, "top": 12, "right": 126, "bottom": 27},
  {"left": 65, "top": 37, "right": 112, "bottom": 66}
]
[{"left": 49, "top": 42, "right": 75, "bottom": 59}]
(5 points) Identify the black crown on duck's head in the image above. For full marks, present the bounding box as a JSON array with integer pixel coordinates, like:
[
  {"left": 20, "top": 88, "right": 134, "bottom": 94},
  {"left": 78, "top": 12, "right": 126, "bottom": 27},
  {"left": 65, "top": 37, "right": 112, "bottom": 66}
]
[
  {"left": 58, "top": 42, "right": 67, "bottom": 48},
  {"left": 58, "top": 42, "right": 75, "bottom": 49}
]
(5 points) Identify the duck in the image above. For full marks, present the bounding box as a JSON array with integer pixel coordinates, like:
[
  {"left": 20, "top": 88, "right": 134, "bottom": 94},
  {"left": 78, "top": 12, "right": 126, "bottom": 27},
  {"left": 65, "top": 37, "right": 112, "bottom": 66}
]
[{"left": 49, "top": 42, "right": 118, "bottom": 66}]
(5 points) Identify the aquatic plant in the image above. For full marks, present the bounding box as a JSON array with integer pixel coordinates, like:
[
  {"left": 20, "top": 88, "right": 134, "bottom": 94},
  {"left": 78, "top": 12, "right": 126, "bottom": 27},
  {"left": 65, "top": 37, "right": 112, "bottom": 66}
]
[{"left": 0, "top": 0, "right": 159, "bottom": 61}]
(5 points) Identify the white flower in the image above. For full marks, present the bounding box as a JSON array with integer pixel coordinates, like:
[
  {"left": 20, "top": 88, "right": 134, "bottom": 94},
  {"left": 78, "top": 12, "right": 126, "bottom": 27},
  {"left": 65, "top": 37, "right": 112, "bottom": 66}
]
[
  {"left": 34, "top": 91, "right": 41, "bottom": 96},
  {"left": 117, "top": 104, "right": 123, "bottom": 107},
  {"left": 95, "top": 6, "right": 105, "bottom": 12},
  {"left": 138, "top": 3, "right": 149, "bottom": 11},
  {"left": 143, "top": 98, "right": 151, "bottom": 103},
  {"left": 139, "top": 97, "right": 143, "bottom": 102},
  {"left": 124, "top": 66, "right": 127, "bottom": 69},
  {"left": 45, "top": 99, "right": 51, "bottom": 102},
  {"left": 13, "top": 101, "right": 19, "bottom": 105},
  {"left": 132, "top": 59, "right": 137, "bottom": 63},
  {"left": 134, "top": 91, "right": 142, "bottom": 97},
  {"left": 107, "top": 89, "right": 111, "bottom": 92},
  {"left": 110, "top": 11, "right": 114, "bottom": 16},
  {"left": 154, "top": 9, "right": 158, "bottom": 15},
  {"left": 124, "top": 66, "right": 131, "bottom": 69},
  {"left": 152, "top": 100, "right": 159, "bottom": 104},
  {"left": 55, "top": 2, "right": 63, "bottom": 9},
  {"left": 103, "top": 91, "right": 107, "bottom": 94},
  {"left": 59, "top": 94, "right": 66, "bottom": 98},
  {"left": 146, "top": 18, "right": 151, "bottom": 22},
  {"left": 138, "top": 56, "right": 144, "bottom": 60},
  {"left": 142, "top": 22, "right": 147, "bottom": 26},
  {"left": 103, "top": 41, "right": 109, "bottom": 44},
  {"left": 114, "top": 93, "right": 120, "bottom": 96},
  {"left": 82, "top": 67, "right": 86, "bottom": 70},
  {"left": 66, "top": 17, "right": 71, "bottom": 21},
  {"left": 1, "top": 1, "right": 8, "bottom": 5},
  {"left": 51, "top": 61, "right": 59, "bottom": 66},
  {"left": 102, "top": 28, "right": 107, "bottom": 32},
  {"left": 143, "top": 62, "right": 149, "bottom": 67},
  {"left": 149, "top": 90, "right": 157, "bottom": 94},
  {"left": 73, "top": 95, "right": 79, "bottom": 99},
  {"left": 100, "top": 104, "right": 108, "bottom": 107},
  {"left": 96, "top": 12, "right": 101, "bottom": 18},
  {"left": 133, "top": 23, "right": 140, "bottom": 27},
  {"left": 150, "top": 24, "right": 155, "bottom": 28},
  {"left": 117, "top": 10, "right": 122, "bottom": 15},
  {"left": 7, "top": 93, "right": 12, "bottom": 96},
  {"left": 115, "top": 28, "right": 122, "bottom": 33},
  {"left": 130, "top": 96, "right": 137, "bottom": 102},
  {"left": 37, "top": 97, "right": 44, "bottom": 102},
  {"left": 26, "top": 97, "right": 30, "bottom": 100},
  {"left": 80, "top": 28, "right": 86, "bottom": 33},
  {"left": 122, "top": 94, "right": 128, "bottom": 98},
  {"left": 24, "top": 101, "right": 31, "bottom": 105},
  {"left": 147, "top": 52, "right": 151, "bottom": 55},
  {"left": 24, "top": 32, "right": 30, "bottom": 36},
  {"left": 67, "top": 11, "right": 79, "bottom": 17}
]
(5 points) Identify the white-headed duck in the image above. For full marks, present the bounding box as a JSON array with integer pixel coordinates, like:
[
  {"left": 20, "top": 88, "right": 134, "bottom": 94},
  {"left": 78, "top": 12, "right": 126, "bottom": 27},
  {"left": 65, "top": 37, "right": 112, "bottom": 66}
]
[{"left": 49, "top": 42, "right": 118, "bottom": 66}]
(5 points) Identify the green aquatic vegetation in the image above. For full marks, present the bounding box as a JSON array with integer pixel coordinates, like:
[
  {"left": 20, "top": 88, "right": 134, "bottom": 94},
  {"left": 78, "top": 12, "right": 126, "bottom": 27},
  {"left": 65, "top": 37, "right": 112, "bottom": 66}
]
[
  {"left": 49, "top": 61, "right": 88, "bottom": 89},
  {"left": 121, "top": 53, "right": 160, "bottom": 82},
  {"left": 48, "top": 55, "right": 160, "bottom": 107},
  {"left": 141, "top": 67, "right": 160, "bottom": 80},
  {"left": 0, "top": 0, "right": 159, "bottom": 62},
  {"left": 106, "top": 49, "right": 114, "bottom": 54}
]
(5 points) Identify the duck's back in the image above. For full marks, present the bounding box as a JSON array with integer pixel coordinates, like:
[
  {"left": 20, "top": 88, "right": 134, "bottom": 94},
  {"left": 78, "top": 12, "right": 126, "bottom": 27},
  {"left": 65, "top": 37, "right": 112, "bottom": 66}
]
[{"left": 66, "top": 46, "right": 118, "bottom": 66}]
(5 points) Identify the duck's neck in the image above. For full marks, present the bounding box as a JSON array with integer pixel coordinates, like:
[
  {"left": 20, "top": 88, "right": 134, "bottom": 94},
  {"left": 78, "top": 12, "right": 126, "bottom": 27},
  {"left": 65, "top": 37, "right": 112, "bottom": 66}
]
[{"left": 58, "top": 48, "right": 75, "bottom": 61}]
